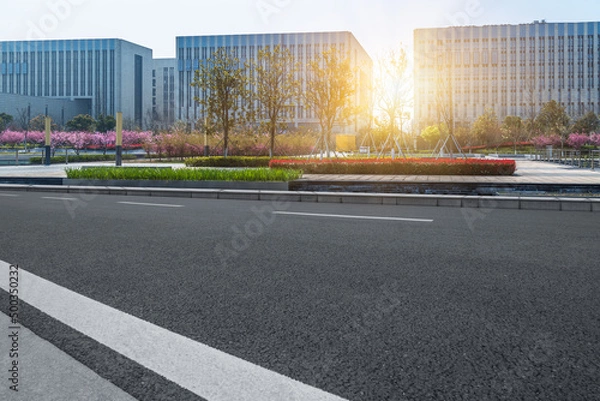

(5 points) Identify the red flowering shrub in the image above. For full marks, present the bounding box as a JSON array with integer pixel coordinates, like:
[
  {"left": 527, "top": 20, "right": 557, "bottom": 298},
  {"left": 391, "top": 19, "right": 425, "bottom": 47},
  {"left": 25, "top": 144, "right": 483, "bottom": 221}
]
[{"left": 269, "top": 158, "right": 516, "bottom": 176}]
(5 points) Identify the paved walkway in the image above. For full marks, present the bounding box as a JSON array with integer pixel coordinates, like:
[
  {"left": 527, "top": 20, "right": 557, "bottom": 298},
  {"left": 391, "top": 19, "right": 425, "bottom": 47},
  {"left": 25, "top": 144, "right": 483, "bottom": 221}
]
[
  {"left": 1, "top": 160, "right": 600, "bottom": 184},
  {"left": 0, "top": 162, "right": 185, "bottom": 178},
  {"left": 301, "top": 160, "right": 600, "bottom": 184}
]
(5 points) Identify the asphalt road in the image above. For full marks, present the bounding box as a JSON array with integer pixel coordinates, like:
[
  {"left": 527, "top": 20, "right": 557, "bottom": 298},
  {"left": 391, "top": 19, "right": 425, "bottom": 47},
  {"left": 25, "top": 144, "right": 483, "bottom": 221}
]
[{"left": 0, "top": 191, "right": 599, "bottom": 400}]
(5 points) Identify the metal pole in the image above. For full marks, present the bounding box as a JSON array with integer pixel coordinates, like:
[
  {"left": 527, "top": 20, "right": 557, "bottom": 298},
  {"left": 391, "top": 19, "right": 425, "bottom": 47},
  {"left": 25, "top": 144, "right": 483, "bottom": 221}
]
[
  {"left": 44, "top": 117, "right": 51, "bottom": 166},
  {"left": 115, "top": 112, "right": 123, "bottom": 166},
  {"left": 204, "top": 117, "right": 209, "bottom": 157}
]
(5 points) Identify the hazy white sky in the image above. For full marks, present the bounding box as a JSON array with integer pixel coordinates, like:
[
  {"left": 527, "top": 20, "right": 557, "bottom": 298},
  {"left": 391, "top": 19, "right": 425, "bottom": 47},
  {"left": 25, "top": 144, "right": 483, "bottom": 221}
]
[{"left": 2, "top": 0, "right": 600, "bottom": 59}]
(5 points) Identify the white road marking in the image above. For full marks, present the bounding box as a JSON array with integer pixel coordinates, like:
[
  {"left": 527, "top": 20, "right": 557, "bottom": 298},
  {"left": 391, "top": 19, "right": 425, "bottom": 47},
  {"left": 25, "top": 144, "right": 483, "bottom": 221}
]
[
  {"left": 0, "top": 261, "right": 347, "bottom": 401},
  {"left": 273, "top": 211, "right": 434, "bottom": 223},
  {"left": 0, "top": 193, "right": 19, "bottom": 197},
  {"left": 42, "top": 196, "right": 79, "bottom": 201},
  {"left": 118, "top": 201, "right": 184, "bottom": 208}
]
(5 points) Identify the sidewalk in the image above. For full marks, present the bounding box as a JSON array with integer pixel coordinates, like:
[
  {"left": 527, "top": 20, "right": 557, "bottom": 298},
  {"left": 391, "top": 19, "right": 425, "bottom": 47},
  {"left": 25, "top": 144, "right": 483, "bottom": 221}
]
[{"left": 301, "top": 160, "right": 600, "bottom": 185}]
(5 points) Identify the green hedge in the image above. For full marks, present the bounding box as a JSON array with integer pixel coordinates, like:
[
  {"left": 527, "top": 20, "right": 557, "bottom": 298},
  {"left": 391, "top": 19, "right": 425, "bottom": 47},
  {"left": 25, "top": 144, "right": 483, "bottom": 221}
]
[
  {"left": 269, "top": 158, "right": 517, "bottom": 176},
  {"left": 184, "top": 156, "right": 272, "bottom": 168},
  {"left": 66, "top": 167, "right": 302, "bottom": 182},
  {"left": 29, "top": 154, "right": 137, "bottom": 164}
]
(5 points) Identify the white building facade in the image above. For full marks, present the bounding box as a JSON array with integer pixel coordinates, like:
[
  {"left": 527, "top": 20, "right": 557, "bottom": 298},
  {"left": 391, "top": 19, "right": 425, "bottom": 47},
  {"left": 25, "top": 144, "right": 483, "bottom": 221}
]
[{"left": 414, "top": 21, "right": 600, "bottom": 130}]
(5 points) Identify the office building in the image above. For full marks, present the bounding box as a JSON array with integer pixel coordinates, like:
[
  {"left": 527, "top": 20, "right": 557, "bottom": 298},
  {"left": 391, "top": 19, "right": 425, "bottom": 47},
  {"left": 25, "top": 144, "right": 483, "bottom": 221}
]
[
  {"left": 414, "top": 21, "right": 600, "bottom": 130},
  {"left": 0, "top": 39, "right": 153, "bottom": 127},
  {"left": 152, "top": 58, "right": 178, "bottom": 128},
  {"left": 175, "top": 31, "right": 373, "bottom": 133},
  {"left": 1, "top": 32, "right": 371, "bottom": 132}
]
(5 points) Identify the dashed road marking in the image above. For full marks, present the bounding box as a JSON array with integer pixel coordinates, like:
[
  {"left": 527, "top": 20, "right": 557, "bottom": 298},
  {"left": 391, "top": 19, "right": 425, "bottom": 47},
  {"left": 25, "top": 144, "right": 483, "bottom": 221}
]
[
  {"left": 273, "top": 211, "right": 434, "bottom": 223},
  {"left": 42, "top": 197, "right": 79, "bottom": 201},
  {"left": 0, "top": 193, "right": 19, "bottom": 197},
  {"left": 118, "top": 201, "right": 184, "bottom": 208}
]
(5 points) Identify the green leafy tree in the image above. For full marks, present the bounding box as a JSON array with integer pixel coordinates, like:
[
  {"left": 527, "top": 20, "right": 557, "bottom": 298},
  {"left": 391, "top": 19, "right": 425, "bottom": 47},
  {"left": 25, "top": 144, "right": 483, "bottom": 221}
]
[
  {"left": 453, "top": 121, "right": 473, "bottom": 148},
  {"left": 471, "top": 109, "right": 502, "bottom": 146},
  {"left": 536, "top": 100, "right": 570, "bottom": 141},
  {"left": 96, "top": 114, "right": 116, "bottom": 133},
  {"left": 420, "top": 124, "right": 445, "bottom": 149},
  {"left": 250, "top": 45, "right": 300, "bottom": 158},
  {"left": 501, "top": 115, "right": 525, "bottom": 154},
  {"left": 571, "top": 111, "right": 599, "bottom": 134},
  {"left": 0, "top": 113, "right": 13, "bottom": 132},
  {"left": 66, "top": 114, "right": 96, "bottom": 132},
  {"left": 304, "top": 46, "right": 357, "bottom": 157},
  {"left": 29, "top": 114, "right": 58, "bottom": 132},
  {"left": 192, "top": 48, "right": 249, "bottom": 157}
]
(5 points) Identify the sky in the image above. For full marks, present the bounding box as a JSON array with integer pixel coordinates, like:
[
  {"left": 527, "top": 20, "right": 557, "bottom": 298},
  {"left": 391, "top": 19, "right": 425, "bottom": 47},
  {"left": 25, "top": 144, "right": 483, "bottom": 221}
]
[{"left": 2, "top": 0, "right": 600, "bottom": 60}]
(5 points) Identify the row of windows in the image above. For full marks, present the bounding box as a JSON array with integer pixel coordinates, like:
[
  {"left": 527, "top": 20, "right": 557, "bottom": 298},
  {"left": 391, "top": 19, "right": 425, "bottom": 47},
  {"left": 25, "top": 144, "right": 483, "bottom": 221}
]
[
  {"left": 421, "top": 102, "right": 600, "bottom": 119},
  {"left": 0, "top": 50, "right": 116, "bottom": 116},
  {"left": 177, "top": 43, "right": 348, "bottom": 61},
  {"left": 420, "top": 48, "right": 598, "bottom": 67},
  {"left": 419, "top": 35, "right": 600, "bottom": 50}
]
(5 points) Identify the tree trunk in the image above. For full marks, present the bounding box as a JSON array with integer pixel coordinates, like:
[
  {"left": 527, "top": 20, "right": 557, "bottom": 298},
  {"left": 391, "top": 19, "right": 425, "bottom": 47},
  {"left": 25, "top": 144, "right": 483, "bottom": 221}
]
[
  {"left": 223, "top": 127, "right": 229, "bottom": 158},
  {"left": 270, "top": 123, "right": 276, "bottom": 159}
]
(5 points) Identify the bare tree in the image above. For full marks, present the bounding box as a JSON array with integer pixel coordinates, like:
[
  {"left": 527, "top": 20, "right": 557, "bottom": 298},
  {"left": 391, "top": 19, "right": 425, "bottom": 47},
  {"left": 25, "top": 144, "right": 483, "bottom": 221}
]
[
  {"left": 304, "top": 46, "right": 356, "bottom": 157},
  {"left": 374, "top": 45, "right": 413, "bottom": 155},
  {"left": 250, "top": 45, "right": 300, "bottom": 158},
  {"left": 192, "top": 48, "right": 249, "bottom": 157},
  {"left": 432, "top": 56, "right": 463, "bottom": 158},
  {"left": 15, "top": 106, "right": 31, "bottom": 150}
]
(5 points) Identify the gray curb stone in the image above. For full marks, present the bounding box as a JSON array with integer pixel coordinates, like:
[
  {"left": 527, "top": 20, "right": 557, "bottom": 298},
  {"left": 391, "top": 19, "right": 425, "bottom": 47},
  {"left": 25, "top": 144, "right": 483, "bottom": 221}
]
[{"left": 0, "top": 184, "right": 598, "bottom": 212}]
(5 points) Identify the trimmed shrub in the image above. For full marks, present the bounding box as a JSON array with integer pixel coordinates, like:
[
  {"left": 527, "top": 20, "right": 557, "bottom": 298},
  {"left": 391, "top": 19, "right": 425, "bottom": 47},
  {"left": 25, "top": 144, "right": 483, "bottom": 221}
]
[
  {"left": 29, "top": 154, "right": 137, "bottom": 164},
  {"left": 269, "top": 158, "right": 517, "bottom": 176}
]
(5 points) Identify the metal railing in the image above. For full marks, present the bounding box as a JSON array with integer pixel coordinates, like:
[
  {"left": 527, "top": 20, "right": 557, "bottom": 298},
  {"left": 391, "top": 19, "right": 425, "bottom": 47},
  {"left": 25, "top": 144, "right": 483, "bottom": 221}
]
[{"left": 532, "top": 149, "right": 600, "bottom": 170}]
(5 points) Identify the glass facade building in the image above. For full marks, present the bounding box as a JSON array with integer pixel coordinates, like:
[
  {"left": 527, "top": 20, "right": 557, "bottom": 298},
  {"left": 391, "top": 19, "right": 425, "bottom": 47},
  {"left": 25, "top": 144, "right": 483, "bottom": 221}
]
[
  {"left": 414, "top": 21, "right": 600, "bottom": 130},
  {"left": 0, "top": 39, "right": 153, "bottom": 127},
  {"left": 175, "top": 31, "right": 373, "bottom": 132}
]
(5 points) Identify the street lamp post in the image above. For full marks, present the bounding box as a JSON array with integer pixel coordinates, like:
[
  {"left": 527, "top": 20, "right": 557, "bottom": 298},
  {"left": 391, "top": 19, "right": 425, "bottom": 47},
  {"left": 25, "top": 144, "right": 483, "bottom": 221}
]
[
  {"left": 116, "top": 112, "right": 123, "bottom": 166},
  {"left": 204, "top": 117, "right": 209, "bottom": 157},
  {"left": 44, "top": 116, "right": 51, "bottom": 166}
]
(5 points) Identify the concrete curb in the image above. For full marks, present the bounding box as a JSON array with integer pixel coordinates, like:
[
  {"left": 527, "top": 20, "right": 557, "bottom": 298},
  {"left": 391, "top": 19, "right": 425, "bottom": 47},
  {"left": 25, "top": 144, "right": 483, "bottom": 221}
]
[
  {"left": 1, "top": 184, "right": 598, "bottom": 212},
  {"left": 63, "top": 179, "right": 289, "bottom": 191}
]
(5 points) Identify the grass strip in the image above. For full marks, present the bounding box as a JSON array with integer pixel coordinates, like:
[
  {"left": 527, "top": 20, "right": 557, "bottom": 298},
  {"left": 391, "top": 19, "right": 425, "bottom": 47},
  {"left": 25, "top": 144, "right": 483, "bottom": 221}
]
[{"left": 66, "top": 167, "right": 302, "bottom": 182}]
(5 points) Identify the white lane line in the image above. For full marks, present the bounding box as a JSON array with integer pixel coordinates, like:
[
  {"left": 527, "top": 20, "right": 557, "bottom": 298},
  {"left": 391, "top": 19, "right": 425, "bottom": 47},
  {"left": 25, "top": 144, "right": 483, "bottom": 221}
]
[
  {"left": 42, "top": 196, "right": 79, "bottom": 201},
  {"left": 118, "top": 201, "right": 184, "bottom": 208},
  {"left": 0, "top": 261, "right": 347, "bottom": 401},
  {"left": 273, "top": 211, "right": 434, "bottom": 223},
  {"left": 0, "top": 193, "right": 19, "bottom": 197}
]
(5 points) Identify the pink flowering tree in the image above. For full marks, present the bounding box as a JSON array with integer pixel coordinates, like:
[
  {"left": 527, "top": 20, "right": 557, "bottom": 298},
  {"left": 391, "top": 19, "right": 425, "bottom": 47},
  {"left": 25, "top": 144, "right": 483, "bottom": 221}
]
[
  {"left": 0, "top": 130, "right": 25, "bottom": 148},
  {"left": 531, "top": 135, "right": 562, "bottom": 149},
  {"left": 567, "top": 133, "right": 590, "bottom": 150},
  {"left": 26, "top": 131, "right": 46, "bottom": 146},
  {"left": 92, "top": 131, "right": 116, "bottom": 155},
  {"left": 67, "top": 131, "right": 94, "bottom": 155},
  {"left": 589, "top": 133, "right": 600, "bottom": 147}
]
